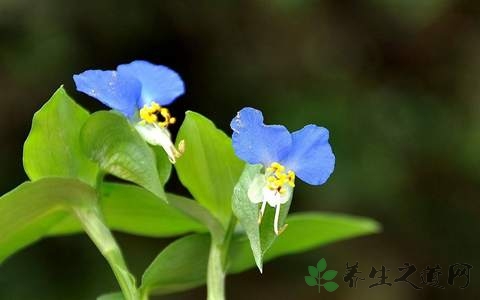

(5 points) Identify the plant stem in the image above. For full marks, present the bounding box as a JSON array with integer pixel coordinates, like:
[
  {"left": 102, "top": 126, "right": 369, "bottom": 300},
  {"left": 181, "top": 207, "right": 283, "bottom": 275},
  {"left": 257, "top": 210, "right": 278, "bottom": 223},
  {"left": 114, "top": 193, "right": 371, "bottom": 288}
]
[
  {"left": 207, "top": 217, "right": 237, "bottom": 300},
  {"left": 74, "top": 205, "right": 139, "bottom": 300},
  {"left": 139, "top": 289, "right": 150, "bottom": 300},
  {"left": 221, "top": 216, "right": 237, "bottom": 268},
  {"left": 207, "top": 242, "right": 225, "bottom": 300}
]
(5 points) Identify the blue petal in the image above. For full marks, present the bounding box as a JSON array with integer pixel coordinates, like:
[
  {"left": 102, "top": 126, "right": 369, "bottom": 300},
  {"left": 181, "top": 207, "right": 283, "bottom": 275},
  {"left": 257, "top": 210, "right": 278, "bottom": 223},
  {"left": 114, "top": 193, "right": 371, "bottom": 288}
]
[
  {"left": 117, "top": 60, "right": 185, "bottom": 107},
  {"left": 231, "top": 107, "right": 292, "bottom": 165},
  {"left": 73, "top": 70, "right": 141, "bottom": 117},
  {"left": 281, "top": 125, "right": 335, "bottom": 185}
]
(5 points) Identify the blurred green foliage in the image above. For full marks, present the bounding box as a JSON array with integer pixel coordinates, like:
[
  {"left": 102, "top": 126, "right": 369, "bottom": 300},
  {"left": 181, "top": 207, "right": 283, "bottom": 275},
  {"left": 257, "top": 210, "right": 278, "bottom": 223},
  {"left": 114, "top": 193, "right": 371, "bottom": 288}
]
[{"left": 0, "top": 0, "right": 479, "bottom": 299}]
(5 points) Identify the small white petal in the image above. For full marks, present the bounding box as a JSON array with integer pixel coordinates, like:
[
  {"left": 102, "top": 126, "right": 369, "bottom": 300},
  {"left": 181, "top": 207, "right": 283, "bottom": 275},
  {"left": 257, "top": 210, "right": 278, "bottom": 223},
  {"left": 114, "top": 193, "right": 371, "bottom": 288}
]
[
  {"left": 262, "top": 186, "right": 292, "bottom": 207},
  {"left": 247, "top": 174, "right": 266, "bottom": 204},
  {"left": 134, "top": 123, "right": 180, "bottom": 163}
]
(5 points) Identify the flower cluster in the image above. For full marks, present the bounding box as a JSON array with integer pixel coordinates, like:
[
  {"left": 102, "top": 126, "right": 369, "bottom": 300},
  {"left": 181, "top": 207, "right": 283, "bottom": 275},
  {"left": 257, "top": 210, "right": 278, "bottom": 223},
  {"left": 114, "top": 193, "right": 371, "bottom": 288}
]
[{"left": 74, "top": 62, "right": 335, "bottom": 235}]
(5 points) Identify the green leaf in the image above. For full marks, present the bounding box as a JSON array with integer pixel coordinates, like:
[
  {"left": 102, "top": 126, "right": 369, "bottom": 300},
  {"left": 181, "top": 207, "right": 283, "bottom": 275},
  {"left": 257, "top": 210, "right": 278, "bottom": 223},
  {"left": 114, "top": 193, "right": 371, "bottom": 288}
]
[
  {"left": 323, "top": 281, "right": 339, "bottom": 292},
  {"left": 48, "top": 183, "right": 207, "bottom": 238},
  {"left": 308, "top": 266, "right": 318, "bottom": 277},
  {"left": 0, "top": 178, "right": 97, "bottom": 263},
  {"left": 304, "top": 276, "right": 318, "bottom": 287},
  {"left": 175, "top": 111, "right": 244, "bottom": 227},
  {"left": 81, "top": 111, "right": 165, "bottom": 199},
  {"left": 322, "top": 270, "right": 338, "bottom": 280},
  {"left": 228, "top": 212, "right": 381, "bottom": 273},
  {"left": 232, "top": 164, "right": 292, "bottom": 272},
  {"left": 140, "top": 234, "right": 210, "bottom": 296},
  {"left": 152, "top": 146, "right": 172, "bottom": 185},
  {"left": 23, "top": 86, "right": 98, "bottom": 186},
  {"left": 97, "top": 292, "right": 124, "bottom": 300},
  {"left": 317, "top": 258, "right": 327, "bottom": 273}
]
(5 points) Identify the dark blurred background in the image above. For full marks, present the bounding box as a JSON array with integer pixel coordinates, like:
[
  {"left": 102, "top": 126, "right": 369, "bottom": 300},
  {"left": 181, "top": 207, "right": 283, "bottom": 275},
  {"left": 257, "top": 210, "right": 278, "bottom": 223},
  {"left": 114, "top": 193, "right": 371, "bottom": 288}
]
[{"left": 1, "top": 1, "right": 479, "bottom": 299}]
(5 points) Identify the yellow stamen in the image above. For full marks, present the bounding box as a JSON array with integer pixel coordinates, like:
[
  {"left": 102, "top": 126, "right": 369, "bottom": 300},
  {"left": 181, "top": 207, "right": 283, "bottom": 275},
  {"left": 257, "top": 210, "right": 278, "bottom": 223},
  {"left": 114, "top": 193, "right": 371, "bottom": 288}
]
[
  {"left": 287, "top": 171, "right": 296, "bottom": 187},
  {"left": 139, "top": 102, "right": 176, "bottom": 128},
  {"left": 266, "top": 162, "right": 285, "bottom": 174},
  {"left": 265, "top": 162, "right": 295, "bottom": 193}
]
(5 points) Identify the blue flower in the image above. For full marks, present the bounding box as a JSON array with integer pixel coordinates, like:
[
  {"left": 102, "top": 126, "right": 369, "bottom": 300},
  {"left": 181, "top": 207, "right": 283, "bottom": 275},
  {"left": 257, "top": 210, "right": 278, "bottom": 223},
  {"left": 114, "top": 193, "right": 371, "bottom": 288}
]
[
  {"left": 73, "top": 60, "right": 185, "bottom": 163},
  {"left": 231, "top": 107, "right": 335, "bottom": 234}
]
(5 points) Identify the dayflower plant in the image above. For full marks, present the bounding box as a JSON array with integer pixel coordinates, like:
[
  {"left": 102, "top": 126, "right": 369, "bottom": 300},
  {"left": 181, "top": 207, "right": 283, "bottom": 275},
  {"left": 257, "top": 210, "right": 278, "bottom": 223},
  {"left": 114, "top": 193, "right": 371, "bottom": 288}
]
[
  {"left": 0, "top": 59, "right": 380, "bottom": 300},
  {"left": 231, "top": 107, "right": 335, "bottom": 235},
  {"left": 73, "top": 60, "right": 185, "bottom": 163}
]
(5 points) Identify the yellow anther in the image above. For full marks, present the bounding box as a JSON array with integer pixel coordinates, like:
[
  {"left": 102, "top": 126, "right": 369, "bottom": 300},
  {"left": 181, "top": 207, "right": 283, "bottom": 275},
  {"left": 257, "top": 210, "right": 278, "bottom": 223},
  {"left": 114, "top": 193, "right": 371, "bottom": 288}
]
[
  {"left": 266, "top": 162, "right": 296, "bottom": 193},
  {"left": 278, "top": 223, "right": 288, "bottom": 235},
  {"left": 276, "top": 172, "right": 287, "bottom": 182},
  {"left": 139, "top": 102, "right": 176, "bottom": 128},
  {"left": 287, "top": 171, "right": 296, "bottom": 187},
  {"left": 139, "top": 106, "right": 157, "bottom": 124},
  {"left": 267, "top": 162, "right": 285, "bottom": 174},
  {"left": 268, "top": 183, "right": 277, "bottom": 190}
]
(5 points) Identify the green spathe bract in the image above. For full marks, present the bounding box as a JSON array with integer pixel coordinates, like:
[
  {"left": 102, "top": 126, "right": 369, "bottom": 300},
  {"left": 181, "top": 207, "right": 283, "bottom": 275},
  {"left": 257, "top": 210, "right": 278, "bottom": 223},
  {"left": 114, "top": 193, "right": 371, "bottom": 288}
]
[
  {"left": 232, "top": 164, "right": 292, "bottom": 272},
  {"left": 81, "top": 110, "right": 166, "bottom": 200}
]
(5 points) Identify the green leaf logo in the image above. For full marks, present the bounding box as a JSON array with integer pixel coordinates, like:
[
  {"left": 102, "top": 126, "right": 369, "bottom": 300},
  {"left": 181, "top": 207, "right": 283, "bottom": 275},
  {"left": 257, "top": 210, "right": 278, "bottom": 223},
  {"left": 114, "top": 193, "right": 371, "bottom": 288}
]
[{"left": 304, "top": 258, "right": 339, "bottom": 293}]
